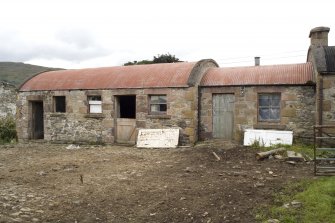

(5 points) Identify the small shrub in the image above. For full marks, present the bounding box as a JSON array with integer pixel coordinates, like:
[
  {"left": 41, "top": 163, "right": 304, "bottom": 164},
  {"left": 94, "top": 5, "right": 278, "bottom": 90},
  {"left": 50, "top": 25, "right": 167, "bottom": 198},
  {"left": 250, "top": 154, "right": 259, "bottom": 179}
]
[
  {"left": 250, "top": 138, "right": 265, "bottom": 150},
  {"left": 0, "top": 116, "right": 17, "bottom": 143}
]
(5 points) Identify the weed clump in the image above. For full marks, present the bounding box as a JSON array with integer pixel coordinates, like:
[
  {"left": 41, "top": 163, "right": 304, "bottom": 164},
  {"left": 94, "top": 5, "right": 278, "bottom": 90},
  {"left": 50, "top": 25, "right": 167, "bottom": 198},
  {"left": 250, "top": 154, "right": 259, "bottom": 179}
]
[{"left": 0, "top": 116, "right": 17, "bottom": 144}]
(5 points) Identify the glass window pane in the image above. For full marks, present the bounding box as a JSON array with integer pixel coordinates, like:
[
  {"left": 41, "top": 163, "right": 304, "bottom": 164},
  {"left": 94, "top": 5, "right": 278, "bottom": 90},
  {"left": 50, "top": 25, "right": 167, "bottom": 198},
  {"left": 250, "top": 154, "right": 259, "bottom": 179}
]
[
  {"left": 271, "top": 95, "right": 281, "bottom": 106},
  {"left": 272, "top": 94, "right": 281, "bottom": 100},
  {"left": 150, "top": 96, "right": 159, "bottom": 103},
  {"left": 259, "top": 108, "right": 269, "bottom": 120},
  {"left": 160, "top": 104, "right": 167, "bottom": 112},
  {"left": 150, "top": 104, "right": 160, "bottom": 112},
  {"left": 150, "top": 95, "right": 167, "bottom": 113},
  {"left": 270, "top": 108, "right": 280, "bottom": 120},
  {"left": 158, "top": 96, "right": 167, "bottom": 103},
  {"left": 258, "top": 93, "right": 281, "bottom": 121},
  {"left": 259, "top": 95, "right": 268, "bottom": 100},
  {"left": 88, "top": 96, "right": 101, "bottom": 101},
  {"left": 259, "top": 95, "right": 269, "bottom": 106}
]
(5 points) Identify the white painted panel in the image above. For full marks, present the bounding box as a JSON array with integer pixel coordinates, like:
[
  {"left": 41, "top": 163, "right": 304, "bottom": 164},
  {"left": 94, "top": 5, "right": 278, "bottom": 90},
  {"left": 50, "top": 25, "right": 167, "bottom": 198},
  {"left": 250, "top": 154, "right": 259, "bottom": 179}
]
[
  {"left": 137, "top": 129, "right": 179, "bottom": 148},
  {"left": 243, "top": 129, "right": 293, "bottom": 147},
  {"left": 89, "top": 100, "right": 102, "bottom": 105},
  {"left": 90, "top": 104, "right": 102, "bottom": 113}
]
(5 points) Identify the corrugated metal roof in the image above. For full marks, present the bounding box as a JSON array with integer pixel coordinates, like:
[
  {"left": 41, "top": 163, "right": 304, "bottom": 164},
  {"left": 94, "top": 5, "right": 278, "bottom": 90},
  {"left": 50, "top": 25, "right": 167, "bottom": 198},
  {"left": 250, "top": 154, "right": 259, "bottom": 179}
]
[
  {"left": 201, "top": 62, "right": 314, "bottom": 86},
  {"left": 20, "top": 62, "right": 197, "bottom": 91}
]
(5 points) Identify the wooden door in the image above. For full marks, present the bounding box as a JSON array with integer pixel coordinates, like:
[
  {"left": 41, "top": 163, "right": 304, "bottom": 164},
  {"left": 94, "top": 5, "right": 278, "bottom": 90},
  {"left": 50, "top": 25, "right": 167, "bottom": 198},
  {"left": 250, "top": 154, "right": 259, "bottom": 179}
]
[
  {"left": 115, "top": 95, "right": 137, "bottom": 144},
  {"left": 116, "top": 118, "right": 136, "bottom": 144},
  {"left": 31, "top": 101, "right": 44, "bottom": 139},
  {"left": 213, "top": 94, "right": 235, "bottom": 139}
]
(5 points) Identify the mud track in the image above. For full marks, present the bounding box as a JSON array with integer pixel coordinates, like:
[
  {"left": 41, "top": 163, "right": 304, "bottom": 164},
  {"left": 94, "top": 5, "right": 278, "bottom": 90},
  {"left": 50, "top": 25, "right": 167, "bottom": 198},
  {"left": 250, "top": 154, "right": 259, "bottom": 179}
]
[{"left": 0, "top": 142, "right": 313, "bottom": 222}]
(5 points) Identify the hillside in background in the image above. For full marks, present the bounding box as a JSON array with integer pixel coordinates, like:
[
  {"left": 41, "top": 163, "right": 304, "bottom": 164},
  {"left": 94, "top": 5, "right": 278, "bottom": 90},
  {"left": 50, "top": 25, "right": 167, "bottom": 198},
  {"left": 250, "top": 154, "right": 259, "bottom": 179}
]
[{"left": 0, "top": 62, "right": 61, "bottom": 87}]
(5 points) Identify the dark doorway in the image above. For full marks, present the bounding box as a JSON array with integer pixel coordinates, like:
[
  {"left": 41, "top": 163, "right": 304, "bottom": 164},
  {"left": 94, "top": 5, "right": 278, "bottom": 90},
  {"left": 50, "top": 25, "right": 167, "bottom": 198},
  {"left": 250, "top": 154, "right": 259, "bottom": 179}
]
[
  {"left": 31, "top": 101, "right": 44, "bottom": 139},
  {"left": 118, "top": 95, "right": 136, "bottom": 119}
]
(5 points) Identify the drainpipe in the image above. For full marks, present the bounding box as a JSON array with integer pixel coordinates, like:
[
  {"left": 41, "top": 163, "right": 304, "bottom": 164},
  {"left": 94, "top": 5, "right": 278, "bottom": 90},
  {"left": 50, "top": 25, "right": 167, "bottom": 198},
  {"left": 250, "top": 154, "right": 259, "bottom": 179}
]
[{"left": 318, "top": 76, "right": 323, "bottom": 126}]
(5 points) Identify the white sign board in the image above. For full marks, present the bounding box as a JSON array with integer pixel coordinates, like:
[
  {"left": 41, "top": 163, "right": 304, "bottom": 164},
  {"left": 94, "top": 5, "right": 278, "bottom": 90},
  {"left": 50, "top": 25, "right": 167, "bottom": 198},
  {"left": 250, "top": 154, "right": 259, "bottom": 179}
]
[
  {"left": 137, "top": 129, "right": 179, "bottom": 148},
  {"left": 243, "top": 129, "right": 293, "bottom": 147}
]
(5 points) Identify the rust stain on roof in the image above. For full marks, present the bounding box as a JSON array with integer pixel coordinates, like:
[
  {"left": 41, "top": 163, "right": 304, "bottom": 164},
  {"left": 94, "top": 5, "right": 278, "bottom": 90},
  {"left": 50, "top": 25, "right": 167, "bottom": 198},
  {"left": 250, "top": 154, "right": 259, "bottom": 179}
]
[
  {"left": 20, "top": 62, "right": 196, "bottom": 91},
  {"left": 201, "top": 62, "right": 314, "bottom": 86}
]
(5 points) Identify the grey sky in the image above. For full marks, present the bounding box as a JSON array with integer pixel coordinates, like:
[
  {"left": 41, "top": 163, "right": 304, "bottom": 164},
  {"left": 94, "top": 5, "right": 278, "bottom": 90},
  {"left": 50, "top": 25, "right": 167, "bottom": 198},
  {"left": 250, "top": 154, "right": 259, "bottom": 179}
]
[{"left": 1, "top": 0, "right": 334, "bottom": 69}]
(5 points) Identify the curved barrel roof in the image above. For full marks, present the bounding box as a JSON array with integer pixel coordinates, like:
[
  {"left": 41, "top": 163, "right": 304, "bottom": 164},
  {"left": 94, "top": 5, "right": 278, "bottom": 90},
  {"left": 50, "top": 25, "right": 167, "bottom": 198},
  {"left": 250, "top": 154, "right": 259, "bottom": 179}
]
[
  {"left": 20, "top": 62, "right": 200, "bottom": 91},
  {"left": 310, "top": 46, "right": 335, "bottom": 73},
  {"left": 201, "top": 62, "right": 314, "bottom": 86}
]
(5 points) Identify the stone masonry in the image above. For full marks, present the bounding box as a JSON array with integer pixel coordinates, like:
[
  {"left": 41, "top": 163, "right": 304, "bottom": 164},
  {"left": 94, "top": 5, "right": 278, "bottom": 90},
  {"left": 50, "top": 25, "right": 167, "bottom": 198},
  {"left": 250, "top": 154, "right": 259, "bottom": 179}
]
[
  {"left": 199, "top": 85, "right": 316, "bottom": 144},
  {"left": 16, "top": 87, "right": 198, "bottom": 145},
  {"left": 320, "top": 76, "right": 335, "bottom": 125},
  {"left": 0, "top": 82, "right": 17, "bottom": 118}
]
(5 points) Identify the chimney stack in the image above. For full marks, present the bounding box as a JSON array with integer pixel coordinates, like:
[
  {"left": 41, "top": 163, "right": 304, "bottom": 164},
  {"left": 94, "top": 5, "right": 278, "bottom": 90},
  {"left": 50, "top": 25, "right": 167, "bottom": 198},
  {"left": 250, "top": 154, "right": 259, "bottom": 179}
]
[
  {"left": 309, "top": 26, "right": 330, "bottom": 47},
  {"left": 254, "top": 57, "right": 260, "bottom": 66}
]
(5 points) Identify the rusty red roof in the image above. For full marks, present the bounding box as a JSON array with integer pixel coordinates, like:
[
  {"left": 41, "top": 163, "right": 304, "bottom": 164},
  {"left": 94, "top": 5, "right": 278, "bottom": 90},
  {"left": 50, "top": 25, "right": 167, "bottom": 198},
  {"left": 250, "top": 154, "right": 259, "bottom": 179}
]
[
  {"left": 201, "top": 62, "right": 314, "bottom": 86},
  {"left": 20, "top": 62, "right": 197, "bottom": 91}
]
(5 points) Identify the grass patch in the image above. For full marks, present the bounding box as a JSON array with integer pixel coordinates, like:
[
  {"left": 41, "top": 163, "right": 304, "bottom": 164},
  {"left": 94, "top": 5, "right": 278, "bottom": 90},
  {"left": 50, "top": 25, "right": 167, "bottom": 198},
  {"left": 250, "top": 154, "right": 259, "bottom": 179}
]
[
  {"left": 250, "top": 141, "right": 314, "bottom": 159},
  {"left": 278, "top": 143, "right": 314, "bottom": 159},
  {"left": 256, "top": 177, "right": 335, "bottom": 223}
]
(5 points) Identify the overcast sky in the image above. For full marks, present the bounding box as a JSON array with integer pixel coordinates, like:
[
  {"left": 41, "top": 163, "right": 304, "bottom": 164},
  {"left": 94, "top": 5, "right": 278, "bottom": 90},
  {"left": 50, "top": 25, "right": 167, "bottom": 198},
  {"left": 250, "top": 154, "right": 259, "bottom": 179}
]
[{"left": 1, "top": 0, "right": 334, "bottom": 69}]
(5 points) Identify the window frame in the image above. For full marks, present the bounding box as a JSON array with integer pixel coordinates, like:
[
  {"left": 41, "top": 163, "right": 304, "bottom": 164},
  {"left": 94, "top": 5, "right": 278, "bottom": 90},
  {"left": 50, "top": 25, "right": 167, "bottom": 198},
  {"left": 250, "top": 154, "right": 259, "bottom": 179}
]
[
  {"left": 257, "top": 93, "right": 281, "bottom": 122},
  {"left": 53, "top": 96, "right": 66, "bottom": 113},
  {"left": 87, "top": 95, "right": 102, "bottom": 114},
  {"left": 149, "top": 94, "right": 167, "bottom": 115}
]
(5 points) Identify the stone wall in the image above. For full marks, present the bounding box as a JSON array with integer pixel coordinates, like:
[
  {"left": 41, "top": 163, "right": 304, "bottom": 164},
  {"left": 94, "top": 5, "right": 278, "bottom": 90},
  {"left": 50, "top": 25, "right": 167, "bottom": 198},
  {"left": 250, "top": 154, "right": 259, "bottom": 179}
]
[
  {"left": 17, "top": 87, "right": 197, "bottom": 145},
  {"left": 0, "top": 82, "right": 17, "bottom": 118},
  {"left": 199, "top": 85, "right": 316, "bottom": 144},
  {"left": 307, "top": 41, "right": 335, "bottom": 136},
  {"left": 320, "top": 76, "right": 335, "bottom": 125}
]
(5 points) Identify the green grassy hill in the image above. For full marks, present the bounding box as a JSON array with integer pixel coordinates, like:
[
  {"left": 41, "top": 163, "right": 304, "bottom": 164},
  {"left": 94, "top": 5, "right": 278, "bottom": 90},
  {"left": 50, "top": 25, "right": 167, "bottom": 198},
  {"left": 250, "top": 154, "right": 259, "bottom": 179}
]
[{"left": 0, "top": 62, "right": 61, "bottom": 87}]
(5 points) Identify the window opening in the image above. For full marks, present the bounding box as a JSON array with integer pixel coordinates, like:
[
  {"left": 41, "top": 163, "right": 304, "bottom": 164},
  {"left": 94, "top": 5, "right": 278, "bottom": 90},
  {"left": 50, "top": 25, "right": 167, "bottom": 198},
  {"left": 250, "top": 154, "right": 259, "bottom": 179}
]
[
  {"left": 88, "top": 96, "right": 102, "bottom": 113},
  {"left": 54, "top": 96, "right": 66, "bottom": 113},
  {"left": 149, "top": 95, "right": 167, "bottom": 114},
  {"left": 258, "top": 93, "right": 281, "bottom": 122}
]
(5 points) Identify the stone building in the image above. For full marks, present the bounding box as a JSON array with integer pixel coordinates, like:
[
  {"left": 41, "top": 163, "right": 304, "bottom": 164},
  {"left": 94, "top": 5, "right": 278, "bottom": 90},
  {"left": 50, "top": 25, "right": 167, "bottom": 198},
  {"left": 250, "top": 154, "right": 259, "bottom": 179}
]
[
  {"left": 16, "top": 26, "right": 335, "bottom": 146},
  {"left": 307, "top": 27, "right": 335, "bottom": 127},
  {"left": 0, "top": 81, "right": 17, "bottom": 118},
  {"left": 199, "top": 63, "right": 315, "bottom": 143},
  {"left": 17, "top": 60, "right": 218, "bottom": 145}
]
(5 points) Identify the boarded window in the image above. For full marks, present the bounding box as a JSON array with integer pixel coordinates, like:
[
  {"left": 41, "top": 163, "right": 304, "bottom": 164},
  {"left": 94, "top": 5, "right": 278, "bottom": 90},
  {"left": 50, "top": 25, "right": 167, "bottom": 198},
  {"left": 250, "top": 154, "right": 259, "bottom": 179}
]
[
  {"left": 54, "top": 96, "right": 66, "bottom": 113},
  {"left": 258, "top": 93, "right": 281, "bottom": 122},
  {"left": 149, "top": 95, "right": 167, "bottom": 114},
  {"left": 88, "top": 96, "right": 102, "bottom": 113}
]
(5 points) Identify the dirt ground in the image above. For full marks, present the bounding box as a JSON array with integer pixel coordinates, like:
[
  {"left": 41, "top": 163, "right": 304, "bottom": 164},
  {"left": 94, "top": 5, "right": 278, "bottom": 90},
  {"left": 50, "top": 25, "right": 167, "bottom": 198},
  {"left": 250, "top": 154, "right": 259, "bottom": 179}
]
[{"left": 0, "top": 141, "right": 314, "bottom": 223}]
